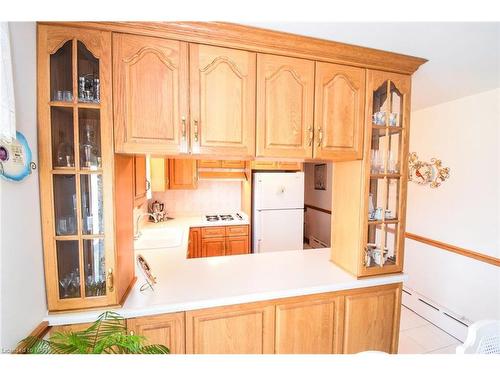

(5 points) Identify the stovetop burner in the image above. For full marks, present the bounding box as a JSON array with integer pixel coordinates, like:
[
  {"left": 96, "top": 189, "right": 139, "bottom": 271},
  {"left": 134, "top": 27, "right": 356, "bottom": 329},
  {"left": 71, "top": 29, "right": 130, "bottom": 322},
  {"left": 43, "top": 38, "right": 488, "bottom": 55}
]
[{"left": 204, "top": 213, "right": 244, "bottom": 222}]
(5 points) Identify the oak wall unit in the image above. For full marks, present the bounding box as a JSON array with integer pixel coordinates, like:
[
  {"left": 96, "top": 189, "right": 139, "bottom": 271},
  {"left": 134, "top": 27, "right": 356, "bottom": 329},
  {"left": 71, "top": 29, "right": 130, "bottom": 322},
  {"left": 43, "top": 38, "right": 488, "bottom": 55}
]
[
  {"left": 332, "top": 71, "right": 412, "bottom": 277},
  {"left": 38, "top": 25, "right": 135, "bottom": 311},
  {"left": 38, "top": 22, "right": 425, "bottom": 313}
]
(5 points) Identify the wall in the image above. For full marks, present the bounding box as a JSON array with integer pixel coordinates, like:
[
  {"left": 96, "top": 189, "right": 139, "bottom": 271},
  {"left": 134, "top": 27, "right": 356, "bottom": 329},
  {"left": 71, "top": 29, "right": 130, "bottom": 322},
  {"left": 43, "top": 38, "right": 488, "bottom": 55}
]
[
  {"left": 404, "top": 88, "right": 500, "bottom": 325},
  {"left": 0, "top": 22, "right": 47, "bottom": 351},
  {"left": 152, "top": 180, "right": 242, "bottom": 216},
  {"left": 304, "top": 162, "right": 332, "bottom": 246}
]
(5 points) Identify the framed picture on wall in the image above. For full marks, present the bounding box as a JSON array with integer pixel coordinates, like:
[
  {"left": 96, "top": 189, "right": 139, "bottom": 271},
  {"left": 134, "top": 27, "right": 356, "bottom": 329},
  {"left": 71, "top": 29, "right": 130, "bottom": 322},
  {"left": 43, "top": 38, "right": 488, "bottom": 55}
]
[{"left": 314, "top": 164, "right": 327, "bottom": 190}]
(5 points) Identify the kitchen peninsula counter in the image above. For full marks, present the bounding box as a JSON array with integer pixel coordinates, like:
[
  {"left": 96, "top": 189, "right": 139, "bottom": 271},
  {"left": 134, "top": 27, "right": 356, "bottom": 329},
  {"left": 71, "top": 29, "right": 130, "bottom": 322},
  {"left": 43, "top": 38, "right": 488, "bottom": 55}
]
[{"left": 45, "top": 216, "right": 405, "bottom": 326}]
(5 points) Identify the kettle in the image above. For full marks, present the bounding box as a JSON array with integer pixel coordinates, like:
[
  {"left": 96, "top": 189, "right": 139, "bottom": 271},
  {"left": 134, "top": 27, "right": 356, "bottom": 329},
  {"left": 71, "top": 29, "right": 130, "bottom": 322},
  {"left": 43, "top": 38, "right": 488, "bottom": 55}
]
[{"left": 149, "top": 200, "right": 164, "bottom": 214}]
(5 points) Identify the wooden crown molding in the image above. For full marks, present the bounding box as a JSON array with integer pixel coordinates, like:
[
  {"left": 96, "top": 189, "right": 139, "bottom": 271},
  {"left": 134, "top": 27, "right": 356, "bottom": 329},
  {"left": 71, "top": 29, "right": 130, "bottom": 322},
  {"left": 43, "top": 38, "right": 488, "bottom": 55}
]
[
  {"left": 38, "top": 21, "right": 427, "bottom": 75},
  {"left": 406, "top": 232, "right": 500, "bottom": 267}
]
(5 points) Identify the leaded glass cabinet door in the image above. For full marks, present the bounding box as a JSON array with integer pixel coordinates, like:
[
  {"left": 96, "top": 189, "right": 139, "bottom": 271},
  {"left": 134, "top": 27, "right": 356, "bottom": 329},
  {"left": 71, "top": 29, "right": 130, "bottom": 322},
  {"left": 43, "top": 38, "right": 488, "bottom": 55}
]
[
  {"left": 360, "top": 70, "right": 411, "bottom": 277},
  {"left": 38, "top": 25, "right": 116, "bottom": 311}
]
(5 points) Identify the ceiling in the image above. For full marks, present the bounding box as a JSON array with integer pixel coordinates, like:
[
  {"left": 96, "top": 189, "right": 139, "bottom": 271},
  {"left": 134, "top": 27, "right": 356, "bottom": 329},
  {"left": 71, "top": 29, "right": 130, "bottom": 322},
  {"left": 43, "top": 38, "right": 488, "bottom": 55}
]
[{"left": 245, "top": 22, "right": 500, "bottom": 111}]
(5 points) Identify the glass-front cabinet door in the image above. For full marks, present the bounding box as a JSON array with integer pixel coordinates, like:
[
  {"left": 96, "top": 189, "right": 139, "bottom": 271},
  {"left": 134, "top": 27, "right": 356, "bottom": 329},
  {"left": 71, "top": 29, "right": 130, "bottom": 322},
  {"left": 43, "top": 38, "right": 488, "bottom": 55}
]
[
  {"left": 38, "top": 25, "right": 116, "bottom": 311},
  {"left": 361, "top": 70, "right": 411, "bottom": 277}
]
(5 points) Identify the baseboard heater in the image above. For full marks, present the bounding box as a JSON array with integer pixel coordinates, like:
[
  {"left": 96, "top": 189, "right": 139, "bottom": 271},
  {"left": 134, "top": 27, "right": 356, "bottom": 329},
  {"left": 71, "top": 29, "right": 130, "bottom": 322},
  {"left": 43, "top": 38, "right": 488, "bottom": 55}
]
[{"left": 402, "top": 286, "right": 471, "bottom": 342}]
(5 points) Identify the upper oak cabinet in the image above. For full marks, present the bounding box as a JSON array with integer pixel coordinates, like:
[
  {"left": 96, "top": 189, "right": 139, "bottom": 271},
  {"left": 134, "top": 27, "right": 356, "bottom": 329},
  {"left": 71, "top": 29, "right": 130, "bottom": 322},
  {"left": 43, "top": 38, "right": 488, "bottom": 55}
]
[
  {"left": 256, "top": 54, "right": 315, "bottom": 158},
  {"left": 113, "top": 33, "right": 189, "bottom": 154},
  {"left": 190, "top": 45, "right": 256, "bottom": 157},
  {"left": 314, "top": 63, "right": 365, "bottom": 160}
]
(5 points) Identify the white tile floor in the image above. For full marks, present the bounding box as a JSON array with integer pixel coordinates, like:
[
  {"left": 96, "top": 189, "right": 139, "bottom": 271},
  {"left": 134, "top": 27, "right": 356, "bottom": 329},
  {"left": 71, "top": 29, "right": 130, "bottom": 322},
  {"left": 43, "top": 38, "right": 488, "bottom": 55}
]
[{"left": 398, "top": 306, "right": 462, "bottom": 354}]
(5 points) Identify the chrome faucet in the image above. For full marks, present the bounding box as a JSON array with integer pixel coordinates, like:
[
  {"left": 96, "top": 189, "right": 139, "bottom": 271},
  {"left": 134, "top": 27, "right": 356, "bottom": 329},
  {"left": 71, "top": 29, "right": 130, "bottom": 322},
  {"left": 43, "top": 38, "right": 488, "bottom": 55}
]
[{"left": 134, "top": 213, "right": 158, "bottom": 240}]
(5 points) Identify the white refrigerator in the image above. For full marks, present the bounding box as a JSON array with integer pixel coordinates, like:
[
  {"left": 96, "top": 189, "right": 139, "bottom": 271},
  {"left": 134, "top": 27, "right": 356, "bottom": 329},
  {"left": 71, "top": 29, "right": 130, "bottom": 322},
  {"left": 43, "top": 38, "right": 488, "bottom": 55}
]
[{"left": 252, "top": 172, "right": 305, "bottom": 253}]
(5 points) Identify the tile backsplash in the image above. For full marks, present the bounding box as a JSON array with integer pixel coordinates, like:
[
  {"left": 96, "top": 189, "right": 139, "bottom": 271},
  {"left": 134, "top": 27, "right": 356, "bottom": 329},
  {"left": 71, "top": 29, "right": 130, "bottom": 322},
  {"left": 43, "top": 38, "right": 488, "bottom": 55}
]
[{"left": 151, "top": 180, "right": 242, "bottom": 216}]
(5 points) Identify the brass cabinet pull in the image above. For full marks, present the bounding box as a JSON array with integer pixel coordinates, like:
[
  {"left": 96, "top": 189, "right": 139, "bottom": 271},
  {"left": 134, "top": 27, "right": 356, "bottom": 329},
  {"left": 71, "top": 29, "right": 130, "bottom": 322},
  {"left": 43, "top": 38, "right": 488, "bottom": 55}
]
[
  {"left": 308, "top": 126, "right": 313, "bottom": 146},
  {"left": 317, "top": 128, "right": 323, "bottom": 147},
  {"left": 181, "top": 116, "right": 186, "bottom": 139},
  {"left": 107, "top": 268, "right": 114, "bottom": 292},
  {"left": 193, "top": 120, "right": 199, "bottom": 143}
]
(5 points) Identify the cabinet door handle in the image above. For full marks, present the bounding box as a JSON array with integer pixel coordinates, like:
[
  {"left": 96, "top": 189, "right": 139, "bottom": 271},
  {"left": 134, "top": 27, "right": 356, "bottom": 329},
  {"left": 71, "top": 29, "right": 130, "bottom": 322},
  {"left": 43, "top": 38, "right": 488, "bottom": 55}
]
[
  {"left": 308, "top": 126, "right": 313, "bottom": 146},
  {"left": 181, "top": 116, "right": 187, "bottom": 140},
  {"left": 193, "top": 120, "right": 199, "bottom": 143},
  {"left": 317, "top": 128, "right": 323, "bottom": 147},
  {"left": 107, "top": 268, "right": 114, "bottom": 292}
]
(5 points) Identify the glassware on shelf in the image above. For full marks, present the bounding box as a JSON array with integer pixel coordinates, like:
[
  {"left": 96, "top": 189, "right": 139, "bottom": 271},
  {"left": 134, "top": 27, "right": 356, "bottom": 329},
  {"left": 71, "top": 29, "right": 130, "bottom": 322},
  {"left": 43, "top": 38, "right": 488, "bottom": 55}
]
[
  {"left": 389, "top": 112, "right": 399, "bottom": 127},
  {"left": 78, "top": 74, "right": 100, "bottom": 103},
  {"left": 387, "top": 150, "right": 399, "bottom": 174},
  {"left": 368, "top": 193, "right": 375, "bottom": 220},
  {"left": 56, "top": 133, "right": 75, "bottom": 168},
  {"left": 370, "top": 149, "right": 384, "bottom": 174},
  {"left": 80, "top": 120, "right": 101, "bottom": 169},
  {"left": 372, "top": 111, "right": 386, "bottom": 126}
]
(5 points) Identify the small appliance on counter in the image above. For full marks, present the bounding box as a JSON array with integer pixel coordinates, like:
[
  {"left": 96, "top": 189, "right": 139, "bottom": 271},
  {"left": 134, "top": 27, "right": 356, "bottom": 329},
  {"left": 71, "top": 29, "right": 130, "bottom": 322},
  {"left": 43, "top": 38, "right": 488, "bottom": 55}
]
[{"left": 148, "top": 200, "right": 168, "bottom": 222}]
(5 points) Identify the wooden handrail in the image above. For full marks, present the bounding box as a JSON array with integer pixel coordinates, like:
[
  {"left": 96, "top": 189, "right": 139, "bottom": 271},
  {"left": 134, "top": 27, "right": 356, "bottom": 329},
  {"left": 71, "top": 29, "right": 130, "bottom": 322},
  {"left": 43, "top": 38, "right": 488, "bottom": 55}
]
[
  {"left": 405, "top": 232, "right": 500, "bottom": 267},
  {"left": 304, "top": 204, "right": 332, "bottom": 215}
]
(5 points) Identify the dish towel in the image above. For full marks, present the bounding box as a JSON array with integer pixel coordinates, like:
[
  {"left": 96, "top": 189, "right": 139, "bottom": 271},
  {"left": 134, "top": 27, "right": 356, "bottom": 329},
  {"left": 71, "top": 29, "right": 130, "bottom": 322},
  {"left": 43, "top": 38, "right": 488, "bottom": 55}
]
[{"left": 0, "top": 22, "right": 16, "bottom": 142}]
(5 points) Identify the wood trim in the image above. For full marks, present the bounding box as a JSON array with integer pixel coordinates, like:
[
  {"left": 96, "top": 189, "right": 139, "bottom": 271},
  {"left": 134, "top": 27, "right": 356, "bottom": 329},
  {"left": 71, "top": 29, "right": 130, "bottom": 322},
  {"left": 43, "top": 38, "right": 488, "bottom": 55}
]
[
  {"left": 39, "top": 22, "right": 427, "bottom": 75},
  {"left": 304, "top": 204, "right": 332, "bottom": 215},
  {"left": 14, "top": 321, "right": 51, "bottom": 354},
  {"left": 405, "top": 232, "right": 500, "bottom": 267}
]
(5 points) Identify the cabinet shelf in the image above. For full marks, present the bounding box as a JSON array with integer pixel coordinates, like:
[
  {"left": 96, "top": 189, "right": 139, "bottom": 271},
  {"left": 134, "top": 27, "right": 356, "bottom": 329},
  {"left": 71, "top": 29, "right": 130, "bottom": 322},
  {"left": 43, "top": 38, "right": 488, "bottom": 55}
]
[
  {"left": 50, "top": 101, "right": 100, "bottom": 109},
  {"left": 371, "top": 125, "right": 402, "bottom": 136},
  {"left": 370, "top": 173, "right": 401, "bottom": 179},
  {"left": 367, "top": 219, "right": 399, "bottom": 225}
]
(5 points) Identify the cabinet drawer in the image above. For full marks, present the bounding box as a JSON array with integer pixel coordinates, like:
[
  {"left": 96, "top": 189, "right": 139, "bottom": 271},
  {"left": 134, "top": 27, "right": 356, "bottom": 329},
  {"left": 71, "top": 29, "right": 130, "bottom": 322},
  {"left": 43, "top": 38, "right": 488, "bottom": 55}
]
[
  {"left": 201, "top": 226, "right": 226, "bottom": 238},
  {"left": 221, "top": 160, "right": 246, "bottom": 169},
  {"left": 226, "top": 225, "right": 249, "bottom": 237},
  {"left": 198, "top": 160, "right": 222, "bottom": 168}
]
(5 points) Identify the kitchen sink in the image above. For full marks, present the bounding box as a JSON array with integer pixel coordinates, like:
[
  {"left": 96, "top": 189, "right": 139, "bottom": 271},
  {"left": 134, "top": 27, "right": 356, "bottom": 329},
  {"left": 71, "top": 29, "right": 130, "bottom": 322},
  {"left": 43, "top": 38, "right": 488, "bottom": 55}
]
[{"left": 134, "top": 227, "right": 183, "bottom": 250}]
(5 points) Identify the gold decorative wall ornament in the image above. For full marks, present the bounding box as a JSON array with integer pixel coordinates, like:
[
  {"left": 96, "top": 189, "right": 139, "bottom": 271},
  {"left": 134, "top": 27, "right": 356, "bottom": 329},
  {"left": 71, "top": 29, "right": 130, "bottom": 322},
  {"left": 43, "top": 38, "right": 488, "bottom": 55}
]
[{"left": 408, "top": 152, "right": 450, "bottom": 188}]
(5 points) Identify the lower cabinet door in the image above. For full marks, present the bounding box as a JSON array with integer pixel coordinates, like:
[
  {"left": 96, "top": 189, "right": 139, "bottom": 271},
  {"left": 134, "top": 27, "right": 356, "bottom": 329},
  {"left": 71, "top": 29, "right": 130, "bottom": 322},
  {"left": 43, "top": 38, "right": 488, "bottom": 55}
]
[
  {"left": 275, "top": 296, "right": 343, "bottom": 354},
  {"left": 201, "top": 237, "right": 225, "bottom": 257},
  {"left": 188, "top": 228, "right": 202, "bottom": 258},
  {"left": 342, "top": 284, "right": 401, "bottom": 354},
  {"left": 185, "top": 302, "right": 275, "bottom": 354},
  {"left": 225, "top": 235, "right": 249, "bottom": 255},
  {"left": 126, "top": 312, "right": 186, "bottom": 354}
]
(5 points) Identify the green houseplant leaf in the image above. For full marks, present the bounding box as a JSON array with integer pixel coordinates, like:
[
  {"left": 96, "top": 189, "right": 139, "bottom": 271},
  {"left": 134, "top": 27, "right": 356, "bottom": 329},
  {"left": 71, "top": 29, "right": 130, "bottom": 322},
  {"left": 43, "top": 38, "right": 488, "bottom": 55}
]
[{"left": 19, "top": 311, "right": 169, "bottom": 354}]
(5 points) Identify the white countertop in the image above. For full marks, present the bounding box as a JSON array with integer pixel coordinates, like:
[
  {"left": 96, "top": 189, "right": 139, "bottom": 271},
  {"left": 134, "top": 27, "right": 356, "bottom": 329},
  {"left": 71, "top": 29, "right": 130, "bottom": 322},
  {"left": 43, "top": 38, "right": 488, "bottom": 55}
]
[{"left": 45, "top": 214, "right": 406, "bottom": 326}]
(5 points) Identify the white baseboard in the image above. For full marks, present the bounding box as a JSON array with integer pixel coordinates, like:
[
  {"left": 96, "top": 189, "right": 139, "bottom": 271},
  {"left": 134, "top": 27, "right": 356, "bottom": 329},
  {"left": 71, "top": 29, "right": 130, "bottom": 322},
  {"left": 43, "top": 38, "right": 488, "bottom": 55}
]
[{"left": 402, "top": 286, "right": 470, "bottom": 342}]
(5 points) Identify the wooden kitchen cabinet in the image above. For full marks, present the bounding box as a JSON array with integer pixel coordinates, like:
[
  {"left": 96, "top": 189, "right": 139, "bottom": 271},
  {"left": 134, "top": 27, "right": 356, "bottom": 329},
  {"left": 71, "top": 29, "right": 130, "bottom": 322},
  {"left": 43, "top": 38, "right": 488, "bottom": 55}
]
[
  {"left": 133, "top": 155, "right": 147, "bottom": 206},
  {"left": 150, "top": 157, "right": 169, "bottom": 192},
  {"left": 190, "top": 44, "right": 256, "bottom": 157},
  {"left": 113, "top": 33, "right": 189, "bottom": 155},
  {"left": 314, "top": 62, "right": 366, "bottom": 160},
  {"left": 185, "top": 301, "right": 275, "bottom": 354},
  {"left": 275, "top": 295, "right": 343, "bottom": 354},
  {"left": 168, "top": 159, "right": 197, "bottom": 189},
  {"left": 225, "top": 236, "right": 249, "bottom": 255},
  {"left": 201, "top": 237, "right": 226, "bottom": 257},
  {"left": 342, "top": 284, "right": 401, "bottom": 353},
  {"left": 256, "top": 54, "right": 315, "bottom": 158},
  {"left": 38, "top": 25, "right": 135, "bottom": 311},
  {"left": 251, "top": 161, "right": 303, "bottom": 171},
  {"left": 127, "top": 312, "right": 186, "bottom": 354},
  {"left": 332, "top": 70, "right": 411, "bottom": 277},
  {"left": 188, "top": 227, "right": 201, "bottom": 259},
  {"left": 190, "top": 225, "right": 250, "bottom": 258}
]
